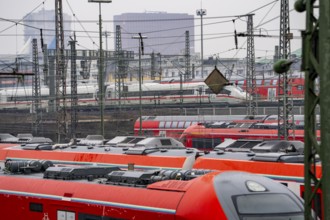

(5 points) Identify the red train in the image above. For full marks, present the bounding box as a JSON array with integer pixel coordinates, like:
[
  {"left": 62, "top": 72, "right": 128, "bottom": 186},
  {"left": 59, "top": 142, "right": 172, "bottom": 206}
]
[
  {"left": 0, "top": 160, "right": 305, "bottom": 220},
  {"left": 180, "top": 122, "right": 320, "bottom": 150},
  {"left": 231, "top": 76, "right": 305, "bottom": 101},
  {"left": 134, "top": 114, "right": 304, "bottom": 139},
  {"left": 134, "top": 115, "right": 307, "bottom": 144},
  {"left": 0, "top": 138, "right": 323, "bottom": 218}
]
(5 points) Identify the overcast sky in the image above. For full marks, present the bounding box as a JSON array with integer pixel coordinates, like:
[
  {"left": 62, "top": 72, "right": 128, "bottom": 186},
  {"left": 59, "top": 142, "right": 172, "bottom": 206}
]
[{"left": 0, "top": 0, "right": 305, "bottom": 59}]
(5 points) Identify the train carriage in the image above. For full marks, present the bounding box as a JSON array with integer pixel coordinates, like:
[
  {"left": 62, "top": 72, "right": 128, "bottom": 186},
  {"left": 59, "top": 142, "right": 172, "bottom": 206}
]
[
  {"left": 180, "top": 122, "right": 320, "bottom": 150},
  {"left": 0, "top": 137, "right": 323, "bottom": 218},
  {"left": 0, "top": 81, "right": 247, "bottom": 111},
  {"left": 103, "top": 81, "right": 247, "bottom": 105},
  {"left": 231, "top": 77, "right": 305, "bottom": 101},
  {"left": 0, "top": 161, "right": 305, "bottom": 220}
]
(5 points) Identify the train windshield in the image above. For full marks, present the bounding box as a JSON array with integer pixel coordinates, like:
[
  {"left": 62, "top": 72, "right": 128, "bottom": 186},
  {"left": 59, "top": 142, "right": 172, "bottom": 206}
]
[
  {"left": 233, "top": 193, "right": 304, "bottom": 220},
  {"left": 236, "top": 86, "right": 244, "bottom": 92}
]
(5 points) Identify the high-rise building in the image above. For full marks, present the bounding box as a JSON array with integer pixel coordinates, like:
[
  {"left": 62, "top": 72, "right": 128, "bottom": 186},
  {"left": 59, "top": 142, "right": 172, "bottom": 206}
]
[
  {"left": 114, "top": 12, "right": 194, "bottom": 56},
  {"left": 23, "top": 9, "right": 72, "bottom": 52}
]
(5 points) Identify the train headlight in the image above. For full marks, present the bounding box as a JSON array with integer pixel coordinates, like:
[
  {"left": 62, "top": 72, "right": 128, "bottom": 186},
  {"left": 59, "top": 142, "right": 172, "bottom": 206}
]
[{"left": 246, "top": 180, "right": 267, "bottom": 192}]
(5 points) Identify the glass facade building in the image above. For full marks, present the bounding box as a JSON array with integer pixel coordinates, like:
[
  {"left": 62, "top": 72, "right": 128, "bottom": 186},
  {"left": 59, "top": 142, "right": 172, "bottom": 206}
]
[{"left": 114, "top": 12, "right": 195, "bottom": 56}]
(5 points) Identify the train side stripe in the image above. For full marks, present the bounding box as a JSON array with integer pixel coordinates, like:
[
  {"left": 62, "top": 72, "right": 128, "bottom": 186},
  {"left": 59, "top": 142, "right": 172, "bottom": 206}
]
[{"left": 0, "top": 189, "right": 177, "bottom": 214}]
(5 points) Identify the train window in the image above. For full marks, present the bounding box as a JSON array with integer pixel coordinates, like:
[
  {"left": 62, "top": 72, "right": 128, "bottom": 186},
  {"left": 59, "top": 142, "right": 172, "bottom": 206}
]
[
  {"left": 272, "top": 79, "right": 278, "bottom": 85},
  {"left": 159, "top": 121, "right": 165, "bottom": 128},
  {"left": 178, "top": 121, "right": 185, "bottom": 128},
  {"left": 233, "top": 86, "right": 242, "bottom": 92},
  {"left": 237, "top": 80, "right": 244, "bottom": 86},
  {"left": 266, "top": 117, "right": 277, "bottom": 121},
  {"left": 256, "top": 80, "right": 263, "bottom": 85},
  {"left": 233, "top": 194, "right": 303, "bottom": 219},
  {"left": 219, "top": 89, "right": 231, "bottom": 95},
  {"left": 171, "top": 121, "right": 178, "bottom": 128},
  {"left": 58, "top": 210, "right": 75, "bottom": 220},
  {"left": 297, "top": 85, "right": 304, "bottom": 90},
  {"left": 192, "top": 138, "right": 221, "bottom": 150},
  {"left": 185, "top": 89, "right": 195, "bottom": 95},
  {"left": 160, "top": 139, "right": 172, "bottom": 145},
  {"left": 29, "top": 202, "right": 43, "bottom": 212},
  {"left": 184, "top": 121, "right": 192, "bottom": 128},
  {"left": 264, "top": 80, "right": 271, "bottom": 85},
  {"left": 165, "top": 121, "right": 172, "bottom": 128}
]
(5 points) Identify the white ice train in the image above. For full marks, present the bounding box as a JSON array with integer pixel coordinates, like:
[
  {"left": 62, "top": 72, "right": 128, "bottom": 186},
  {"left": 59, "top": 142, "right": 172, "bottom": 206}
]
[{"left": 0, "top": 81, "right": 248, "bottom": 111}]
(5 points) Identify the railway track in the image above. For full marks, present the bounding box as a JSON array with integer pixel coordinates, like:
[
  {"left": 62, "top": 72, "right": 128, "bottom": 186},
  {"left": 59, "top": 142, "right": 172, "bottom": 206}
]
[{"left": 0, "top": 100, "right": 307, "bottom": 142}]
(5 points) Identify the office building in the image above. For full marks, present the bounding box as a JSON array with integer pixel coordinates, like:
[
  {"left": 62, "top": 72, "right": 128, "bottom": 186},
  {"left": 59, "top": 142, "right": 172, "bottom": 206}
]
[{"left": 114, "top": 12, "right": 195, "bottom": 56}]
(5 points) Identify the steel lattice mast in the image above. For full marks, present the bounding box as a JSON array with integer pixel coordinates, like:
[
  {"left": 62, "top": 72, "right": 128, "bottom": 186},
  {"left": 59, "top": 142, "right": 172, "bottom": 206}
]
[
  {"left": 42, "top": 44, "right": 49, "bottom": 86},
  {"left": 32, "top": 38, "right": 42, "bottom": 136},
  {"left": 185, "top": 30, "right": 191, "bottom": 81},
  {"left": 277, "top": 0, "right": 294, "bottom": 140},
  {"left": 319, "top": 0, "right": 330, "bottom": 217},
  {"left": 115, "top": 25, "right": 125, "bottom": 107},
  {"left": 70, "top": 39, "right": 78, "bottom": 141},
  {"left": 55, "top": 0, "right": 67, "bottom": 143},
  {"left": 294, "top": 0, "right": 328, "bottom": 218},
  {"left": 246, "top": 14, "right": 257, "bottom": 116},
  {"left": 151, "top": 52, "right": 156, "bottom": 80}
]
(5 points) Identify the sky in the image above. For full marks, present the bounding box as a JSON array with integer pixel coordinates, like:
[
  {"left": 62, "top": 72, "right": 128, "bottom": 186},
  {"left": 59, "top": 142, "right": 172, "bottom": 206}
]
[{"left": 0, "top": 0, "right": 306, "bottom": 59}]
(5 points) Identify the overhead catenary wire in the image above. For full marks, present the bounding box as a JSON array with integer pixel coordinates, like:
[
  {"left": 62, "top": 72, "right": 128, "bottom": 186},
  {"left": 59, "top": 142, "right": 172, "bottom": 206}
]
[
  {"left": 0, "top": 0, "right": 300, "bottom": 59},
  {"left": 0, "top": 8, "right": 298, "bottom": 54},
  {"left": 0, "top": 0, "right": 48, "bottom": 34},
  {"left": 64, "top": 0, "right": 97, "bottom": 47}
]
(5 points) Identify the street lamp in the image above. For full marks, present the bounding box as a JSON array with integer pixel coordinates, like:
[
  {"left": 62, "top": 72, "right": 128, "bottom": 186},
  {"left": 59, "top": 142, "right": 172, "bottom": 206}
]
[
  {"left": 196, "top": 9, "right": 206, "bottom": 78},
  {"left": 88, "top": 0, "right": 112, "bottom": 137},
  {"left": 132, "top": 33, "right": 147, "bottom": 135}
]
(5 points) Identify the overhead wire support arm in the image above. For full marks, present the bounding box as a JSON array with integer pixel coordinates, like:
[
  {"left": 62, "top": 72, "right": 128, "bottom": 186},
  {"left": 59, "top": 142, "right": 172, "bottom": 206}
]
[
  {"left": 233, "top": 19, "right": 238, "bottom": 49},
  {"left": 132, "top": 33, "right": 147, "bottom": 135}
]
